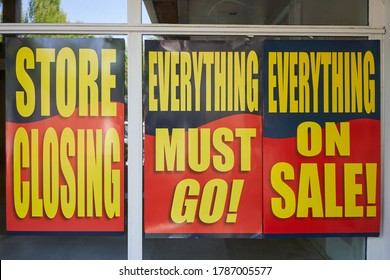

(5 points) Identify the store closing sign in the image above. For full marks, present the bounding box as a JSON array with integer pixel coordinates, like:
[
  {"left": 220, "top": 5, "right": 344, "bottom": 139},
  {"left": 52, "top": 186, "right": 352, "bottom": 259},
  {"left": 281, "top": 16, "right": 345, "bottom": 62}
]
[
  {"left": 263, "top": 40, "right": 380, "bottom": 236},
  {"left": 6, "top": 38, "right": 125, "bottom": 232},
  {"left": 144, "top": 40, "right": 263, "bottom": 236}
]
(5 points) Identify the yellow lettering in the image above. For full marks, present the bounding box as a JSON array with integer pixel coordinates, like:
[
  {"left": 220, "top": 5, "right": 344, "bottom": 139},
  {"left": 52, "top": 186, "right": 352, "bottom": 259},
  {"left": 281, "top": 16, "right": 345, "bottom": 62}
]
[
  {"left": 31, "top": 129, "right": 41, "bottom": 217},
  {"left": 215, "top": 52, "right": 226, "bottom": 111},
  {"left": 235, "top": 128, "right": 256, "bottom": 171},
  {"left": 60, "top": 128, "right": 76, "bottom": 219},
  {"left": 148, "top": 51, "right": 158, "bottom": 111},
  {"left": 344, "top": 163, "right": 364, "bottom": 217},
  {"left": 86, "top": 129, "right": 103, "bottom": 217},
  {"left": 77, "top": 129, "right": 85, "bottom": 217},
  {"left": 324, "top": 163, "right": 343, "bottom": 217},
  {"left": 15, "top": 47, "right": 35, "bottom": 117},
  {"left": 299, "top": 52, "right": 310, "bottom": 113},
  {"left": 364, "top": 51, "right": 376, "bottom": 113},
  {"left": 289, "top": 52, "right": 298, "bottom": 113},
  {"left": 268, "top": 52, "right": 277, "bottom": 113},
  {"left": 325, "top": 122, "right": 350, "bottom": 156},
  {"left": 170, "top": 179, "right": 199, "bottom": 223},
  {"left": 36, "top": 48, "right": 55, "bottom": 116},
  {"left": 188, "top": 128, "right": 210, "bottom": 172},
  {"left": 180, "top": 52, "right": 192, "bottom": 111},
  {"left": 297, "top": 163, "right": 323, "bottom": 218},
  {"left": 43, "top": 128, "right": 59, "bottom": 219},
  {"left": 270, "top": 162, "right": 296, "bottom": 219},
  {"left": 297, "top": 121, "right": 322, "bottom": 157},
  {"left": 13, "top": 127, "right": 30, "bottom": 218},
  {"left": 56, "top": 47, "right": 76, "bottom": 117},
  {"left": 213, "top": 128, "right": 234, "bottom": 172},
  {"left": 170, "top": 52, "right": 180, "bottom": 111},
  {"left": 234, "top": 52, "right": 246, "bottom": 111},
  {"left": 101, "top": 49, "right": 117, "bottom": 116},
  {"left": 155, "top": 128, "right": 185, "bottom": 171},
  {"left": 104, "top": 128, "right": 121, "bottom": 218},
  {"left": 246, "top": 51, "right": 258, "bottom": 112},
  {"left": 79, "top": 49, "right": 99, "bottom": 116},
  {"left": 199, "top": 179, "right": 227, "bottom": 224}
]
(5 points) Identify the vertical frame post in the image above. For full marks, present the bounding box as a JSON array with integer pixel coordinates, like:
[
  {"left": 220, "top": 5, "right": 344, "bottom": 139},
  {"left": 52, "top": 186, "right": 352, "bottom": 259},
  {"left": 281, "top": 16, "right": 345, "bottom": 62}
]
[{"left": 127, "top": 0, "right": 143, "bottom": 260}]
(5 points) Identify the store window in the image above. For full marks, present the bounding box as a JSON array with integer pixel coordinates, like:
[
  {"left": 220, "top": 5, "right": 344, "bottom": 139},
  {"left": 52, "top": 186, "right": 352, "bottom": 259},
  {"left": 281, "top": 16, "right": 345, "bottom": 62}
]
[
  {"left": 142, "top": 0, "right": 368, "bottom": 25},
  {"left": 139, "top": 0, "right": 372, "bottom": 263},
  {"left": 141, "top": 33, "right": 372, "bottom": 260},
  {"left": 0, "top": 32, "right": 129, "bottom": 259},
  {"left": 0, "top": 0, "right": 382, "bottom": 261},
  {"left": 0, "top": 0, "right": 130, "bottom": 260}
]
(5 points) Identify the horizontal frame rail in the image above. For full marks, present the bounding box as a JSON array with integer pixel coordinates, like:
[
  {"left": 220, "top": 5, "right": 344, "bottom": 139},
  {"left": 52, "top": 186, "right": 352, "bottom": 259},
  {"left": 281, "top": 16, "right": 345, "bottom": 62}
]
[{"left": 0, "top": 23, "right": 385, "bottom": 37}]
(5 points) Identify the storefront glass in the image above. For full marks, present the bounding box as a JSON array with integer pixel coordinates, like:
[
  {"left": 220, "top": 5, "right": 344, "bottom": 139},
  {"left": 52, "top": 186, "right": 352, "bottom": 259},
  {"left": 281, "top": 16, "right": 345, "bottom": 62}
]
[
  {"left": 0, "top": 0, "right": 127, "bottom": 24},
  {"left": 0, "top": 32, "right": 129, "bottom": 259},
  {"left": 141, "top": 34, "right": 370, "bottom": 260},
  {"left": 142, "top": 0, "right": 368, "bottom": 25}
]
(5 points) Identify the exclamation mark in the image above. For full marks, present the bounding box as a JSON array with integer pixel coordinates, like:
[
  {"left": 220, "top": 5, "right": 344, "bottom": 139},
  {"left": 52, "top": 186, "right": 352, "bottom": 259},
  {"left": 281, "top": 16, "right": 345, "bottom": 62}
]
[
  {"left": 366, "top": 163, "right": 377, "bottom": 217},
  {"left": 226, "top": 180, "right": 244, "bottom": 223}
]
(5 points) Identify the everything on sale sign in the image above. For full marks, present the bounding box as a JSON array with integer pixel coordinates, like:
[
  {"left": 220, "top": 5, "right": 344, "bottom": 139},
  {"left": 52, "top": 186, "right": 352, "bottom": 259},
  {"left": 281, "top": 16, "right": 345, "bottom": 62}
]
[{"left": 263, "top": 40, "right": 381, "bottom": 236}]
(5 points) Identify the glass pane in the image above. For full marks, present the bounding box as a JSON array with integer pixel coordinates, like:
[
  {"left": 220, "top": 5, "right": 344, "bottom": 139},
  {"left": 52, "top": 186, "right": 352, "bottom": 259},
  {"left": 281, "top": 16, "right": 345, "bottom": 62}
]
[
  {"left": 0, "top": 34, "right": 128, "bottom": 259},
  {"left": 142, "top": 0, "right": 368, "bottom": 25},
  {"left": 58, "top": 0, "right": 127, "bottom": 23},
  {"left": 142, "top": 34, "right": 368, "bottom": 260},
  {"left": 0, "top": 0, "right": 128, "bottom": 23},
  {"left": 1, "top": 0, "right": 22, "bottom": 23}
]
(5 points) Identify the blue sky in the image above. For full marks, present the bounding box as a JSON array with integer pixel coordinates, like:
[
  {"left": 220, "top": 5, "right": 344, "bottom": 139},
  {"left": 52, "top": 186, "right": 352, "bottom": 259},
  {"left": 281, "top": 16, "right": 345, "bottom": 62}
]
[{"left": 21, "top": 0, "right": 150, "bottom": 23}]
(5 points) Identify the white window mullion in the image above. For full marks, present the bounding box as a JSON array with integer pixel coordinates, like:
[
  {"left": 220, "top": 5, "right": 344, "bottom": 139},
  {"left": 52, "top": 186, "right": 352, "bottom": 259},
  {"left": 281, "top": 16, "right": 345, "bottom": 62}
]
[
  {"left": 127, "top": 31, "right": 143, "bottom": 260},
  {"left": 127, "top": 0, "right": 143, "bottom": 261}
]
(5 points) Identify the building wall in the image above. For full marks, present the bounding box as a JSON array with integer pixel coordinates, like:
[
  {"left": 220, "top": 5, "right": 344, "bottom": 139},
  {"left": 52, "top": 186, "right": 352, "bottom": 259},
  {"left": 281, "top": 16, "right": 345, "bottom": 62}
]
[{"left": 367, "top": 0, "right": 390, "bottom": 260}]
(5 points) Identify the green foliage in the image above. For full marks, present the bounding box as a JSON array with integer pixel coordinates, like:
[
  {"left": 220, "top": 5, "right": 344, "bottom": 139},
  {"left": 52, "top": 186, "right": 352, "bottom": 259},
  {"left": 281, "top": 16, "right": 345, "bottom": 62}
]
[
  {"left": 26, "top": 0, "right": 67, "bottom": 23},
  {"left": 23, "top": 0, "right": 96, "bottom": 38}
]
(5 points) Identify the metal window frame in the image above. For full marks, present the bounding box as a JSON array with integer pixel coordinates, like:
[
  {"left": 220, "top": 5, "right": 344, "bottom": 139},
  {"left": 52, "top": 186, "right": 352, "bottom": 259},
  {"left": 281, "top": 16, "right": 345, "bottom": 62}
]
[{"left": 0, "top": 0, "right": 386, "bottom": 260}]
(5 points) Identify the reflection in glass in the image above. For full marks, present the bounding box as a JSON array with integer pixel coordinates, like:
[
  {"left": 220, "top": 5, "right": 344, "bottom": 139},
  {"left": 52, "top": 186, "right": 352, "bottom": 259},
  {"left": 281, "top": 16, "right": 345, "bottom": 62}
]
[
  {"left": 10, "top": 0, "right": 128, "bottom": 23},
  {"left": 58, "top": 0, "right": 127, "bottom": 23},
  {"left": 142, "top": 0, "right": 368, "bottom": 25},
  {"left": 1, "top": 0, "right": 22, "bottom": 23}
]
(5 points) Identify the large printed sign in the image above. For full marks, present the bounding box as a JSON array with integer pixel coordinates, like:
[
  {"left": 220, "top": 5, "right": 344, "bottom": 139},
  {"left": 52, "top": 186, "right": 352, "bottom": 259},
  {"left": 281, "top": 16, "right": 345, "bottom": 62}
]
[
  {"left": 144, "top": 39, "right": 381, "bottom": 237},
  {"left": 144, "top": 40, "right": 263, "bottom": 236},
  {"left": 6, "top": 38, "right": 125, "bottom": 232},
  {"left": 263, "top": 40, "right": 381, "bottom": 236}
]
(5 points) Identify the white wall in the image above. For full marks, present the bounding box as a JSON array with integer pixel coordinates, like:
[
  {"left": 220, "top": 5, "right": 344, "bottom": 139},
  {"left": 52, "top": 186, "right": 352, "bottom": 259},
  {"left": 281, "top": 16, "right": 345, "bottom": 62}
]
[{"left": 367, "top": 0, "right": 390, "bottom": 260}]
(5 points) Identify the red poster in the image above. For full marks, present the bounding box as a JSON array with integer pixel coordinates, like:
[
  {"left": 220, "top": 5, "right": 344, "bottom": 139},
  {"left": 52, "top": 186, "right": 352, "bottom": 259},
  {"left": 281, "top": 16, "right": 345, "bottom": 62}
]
[
  {"left": 5, "top": 38, "right": 125, "bottom": 232},
  {"left": 262, "top": 40, "right": 381, "bottom": 236},
  {"left": 144, "top": 40, "right": 263, "bottom": 236}
]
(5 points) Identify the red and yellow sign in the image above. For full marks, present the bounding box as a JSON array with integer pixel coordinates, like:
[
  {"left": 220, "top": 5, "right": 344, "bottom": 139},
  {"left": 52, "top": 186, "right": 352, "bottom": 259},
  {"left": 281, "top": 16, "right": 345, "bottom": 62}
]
[
  {"left": 263, "top": 40, "right": 381, "bottom": 236},
  {"left": 6, "top": 38, "right": 125, "bottom": 232},
  {"left": 144, "top": 40, "right": 263, "bottom": 236}
]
